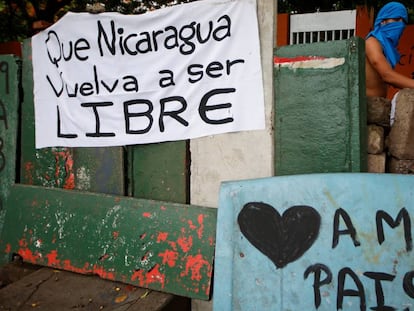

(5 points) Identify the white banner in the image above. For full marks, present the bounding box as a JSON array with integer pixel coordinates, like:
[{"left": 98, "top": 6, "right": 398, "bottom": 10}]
[{"left": 32, "top": 0, "right": 264, "bottom": 148}]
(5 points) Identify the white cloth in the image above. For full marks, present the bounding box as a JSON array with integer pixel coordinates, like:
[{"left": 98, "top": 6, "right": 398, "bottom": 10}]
[{"left": 390, "top": 91, "right": 399, "bottom": 126}]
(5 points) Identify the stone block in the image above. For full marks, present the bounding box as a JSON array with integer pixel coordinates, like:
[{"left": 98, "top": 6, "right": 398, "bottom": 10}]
[
  {"left": 367, "top": 153, "right": 386, "bottom": 173},
  {"left": 388, "top": 89, "right": 414, "bottom": 159},
  {"left": 367, "top": 124, "right": 384, "bottom": 154},
  {"left": 367, "top": 96, "right": 391, "bottom": 126},
  {"left": 388, "top": 157, "right": 414, "bottom": 174}
]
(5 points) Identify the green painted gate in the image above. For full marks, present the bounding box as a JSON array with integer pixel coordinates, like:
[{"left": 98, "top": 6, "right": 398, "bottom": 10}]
[
  {"left": 0, "top": 40, "right": 216, "bottom": 300},
  {"left": 274, "top": 37, "right": 367, "bottom": 175}
]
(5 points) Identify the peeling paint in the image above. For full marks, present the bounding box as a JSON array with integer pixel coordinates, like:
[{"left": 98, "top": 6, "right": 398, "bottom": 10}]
[
  {"left": 158, "top": 249, "right": 178, "bottom": 267},
  {"left": 157, "top": 232, "right": 168, "bottom": 242},
  {"left": 181, "top": 253, "right": 212, "bottom": 283},
  {"left": 143, "top": 212, "right": 152, "bottom": 218},
  {"left": 197, "top": 214, "right": 204, "bottom": 239},
  {"left": 2, "top": 185, "right": 216, "bottom": 300},
  {"left": 177, "top": 235, "right": 193, "bottom": 253},
  {"left": 274, "top": 56, "right": 345, "bottom": 69},
  {"left": 75, "top": 166, "right": 91, "bottom": 190},
  {"left": 131, "top": 264, "right": 165, "bottom": 288},
  {"left": 23, "top": 162, "right": 34, "bottom": 185}
]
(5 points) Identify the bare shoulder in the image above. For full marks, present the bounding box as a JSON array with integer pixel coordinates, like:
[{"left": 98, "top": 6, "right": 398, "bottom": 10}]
[
  {"left": 365, "top": 37, "right": 388, "bottom": 97},
  {"left": 365, "top": 36, "right": 382, "bottom": 55}
]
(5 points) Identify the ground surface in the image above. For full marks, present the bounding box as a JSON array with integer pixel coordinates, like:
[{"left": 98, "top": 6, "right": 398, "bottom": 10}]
[{"left": 0, "top": 261, "right": 189, "bottom": 310}]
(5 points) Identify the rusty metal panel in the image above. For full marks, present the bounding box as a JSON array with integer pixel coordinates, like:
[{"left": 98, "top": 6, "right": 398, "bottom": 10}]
[
  {"left": 214, "top": 173, "right": 414, "bottom": 310},
  {"left": 0, "top": 55, "right": 20, "bottom": 257},
  {"left": 1, "top": 184, "right": 216, "bottom": 300},
  {"left": 20, "top": 40, "right": 124, "bottom": 195}
]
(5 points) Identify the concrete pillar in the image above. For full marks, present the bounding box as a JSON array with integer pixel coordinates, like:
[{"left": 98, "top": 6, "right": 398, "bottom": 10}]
[{"left": 190, "top": 0, "right": 276, "bottom": 310}]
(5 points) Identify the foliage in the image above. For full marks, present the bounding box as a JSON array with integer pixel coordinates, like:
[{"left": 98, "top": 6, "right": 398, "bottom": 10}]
[
  {"left": 2, "top": 0, "right": 414, "bottom": 43},
  {"left": 0, "top": 0, "right": 193, "bottom": 43}
]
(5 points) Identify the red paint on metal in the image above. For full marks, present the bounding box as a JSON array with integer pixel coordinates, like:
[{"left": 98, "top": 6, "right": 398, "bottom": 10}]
[
  {"left": 177, "top": 235, "right": 193, "bottom": 253},
  {"left": 46, "top": 249, "right": 60, "bottom": 266},
  {"left": 188, "top": 220, "right": 197, "bottom": 230},
  {"left": 54, "top": 150, "right": 75, "bottom": 189},
  {"left": 197, "top": 214, "right": 204, "bottom": 239},
  {"left": 168, "top": 241, "right": 177, "bottom": 250},
  {"left": 17, "top": 247, "right": 41, "bottom": 264},
  {"left": 181, "top": 254, "right": 211, "bottom": 282},
  {"left": 274, "top": 55, "right": 326, "bottom": 64},
  {"left": 13, "top": 244, "right": 118, "bottom": 281},
  {"left": 131, "top": 264, "right": 165, "bottom": 288},
  {"left": 143, "top": 212, "right": 152, "bottom": 218},
  {"left": 93, "top": 264, "right": 116, "bottom": 280},
  {"left": 146, "top": 264, "right": 165, "bottom": 288},
  {"left": 157, "top": 232, "right": 168, "bottom": 242},
  {"left": 188, "top": 215, "right": 206, "bottom": 241},
  {"left": 23, "top": 162, "right": 34, "bottom": 185},
  {"left": 18, "top": 238, "right": 28, "bottom": 248},
  {"left": 62, "top": 259, "right": 93, "bottom": 275},
  {"left": 4, "top": 243, "right": 11, "bottom": 253},
  {"left": 158, "top": 249, "right": 178, "bottom": 267}
]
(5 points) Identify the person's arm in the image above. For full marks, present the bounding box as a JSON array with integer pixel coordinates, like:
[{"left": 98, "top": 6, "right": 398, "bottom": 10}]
[{"left": 365, "top": 36, "right": 414, "bottom": 89}]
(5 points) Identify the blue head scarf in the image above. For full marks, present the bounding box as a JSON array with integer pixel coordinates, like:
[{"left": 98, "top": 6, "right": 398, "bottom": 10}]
[{"left": 366, "top": 2, "right": 408, "bottom": 68}]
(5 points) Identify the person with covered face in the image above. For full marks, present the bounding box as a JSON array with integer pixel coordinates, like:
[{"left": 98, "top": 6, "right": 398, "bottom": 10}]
[{"left": 365, "top": 2, "right": 414, "bottom": 125}]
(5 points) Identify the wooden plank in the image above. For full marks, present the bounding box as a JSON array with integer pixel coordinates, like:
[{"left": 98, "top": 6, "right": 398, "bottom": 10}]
[
  {"left": 274, "top": 37, "right": 367, "bottom": 175},
  {"left": 129, "top": 141, "right": 188, "bottom": 203},
  {"left": 0, "top": 261, "right": 40, "bottom": 287},
  {"left": 0, "top": 55, "right": 20, "bottom": 266},
  {"left": 213, "top": 173, "right": 414, "bottom": 310},
  {"left": 0, "top": 184, "right": 216, "bottom": 300},
  {"left": 20, "top": 39, "right": 124, "bottom": 195},
  {"left": 0, "top": 267, "right": 176, "bottom": 310}
]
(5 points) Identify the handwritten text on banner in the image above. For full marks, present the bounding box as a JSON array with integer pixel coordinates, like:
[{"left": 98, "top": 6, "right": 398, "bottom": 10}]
[{"left": 32, "top": 0, "right": 265, "bottom": 148}]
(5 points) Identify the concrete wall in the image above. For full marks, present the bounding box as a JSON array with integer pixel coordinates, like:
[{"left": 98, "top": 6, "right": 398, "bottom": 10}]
[{"left": 190, "top": 0, "right": 276, "bottom": 310}]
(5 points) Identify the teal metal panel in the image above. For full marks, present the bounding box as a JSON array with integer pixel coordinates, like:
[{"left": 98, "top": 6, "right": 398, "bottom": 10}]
[
  {"left": 274, "top": 37, "right": 367, "bottom": 175},
  {"left": 0, "top": 55, "right": 20, "bottom": 259},
  {"left": 1, "top": 184, "right": 216, "bottom": 300},
  {"left": 214, "top": 173, "right": 414, "bottom": 311}
]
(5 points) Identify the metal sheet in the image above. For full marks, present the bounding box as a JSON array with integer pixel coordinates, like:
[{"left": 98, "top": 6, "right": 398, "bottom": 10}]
[
  {"left": 129, "top": 141, "right": 189, "bottom": 204},
  {"left": 0, "top": 55, "right": 20, "bottom": 259},
  {"left": 214, "top": 173, "right": 414, "bottom": 310},
  {"left": 1, "top": 184, "right": 217, "bottom": 300},
  {"left": 274, "top": 37, "right": 367, "bottom": 175}
]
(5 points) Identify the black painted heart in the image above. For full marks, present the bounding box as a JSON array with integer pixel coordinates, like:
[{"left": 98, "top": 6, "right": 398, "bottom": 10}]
[{"left": 237, "top": 202, "right": 321, "bottom": 269}]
